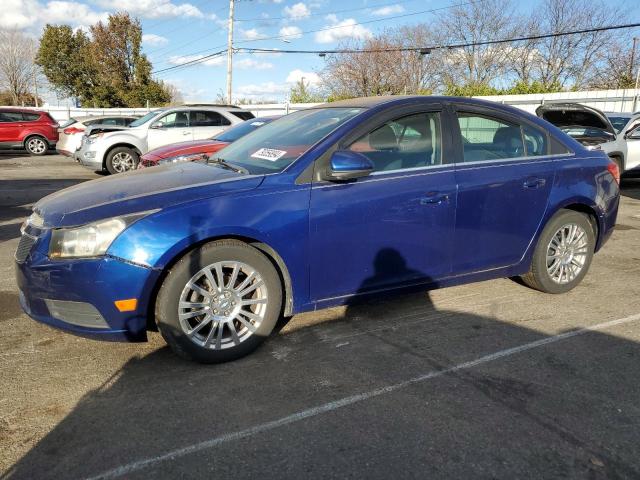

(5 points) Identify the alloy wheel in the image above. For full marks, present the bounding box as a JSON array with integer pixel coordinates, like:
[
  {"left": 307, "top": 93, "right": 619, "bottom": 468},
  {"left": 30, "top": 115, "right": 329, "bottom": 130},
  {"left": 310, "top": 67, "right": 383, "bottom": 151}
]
[
  {"left": 546, "top": 223, "right": 589, "bottom": 284},
  {"left": 178, "top": 261, "right": 268, "bottom": 350},
  {"left": 27, "top": 137, "right": 46, "bottom": 154},
  {"left": 111, "top": 152, "right": 135, "bottom": 172}
]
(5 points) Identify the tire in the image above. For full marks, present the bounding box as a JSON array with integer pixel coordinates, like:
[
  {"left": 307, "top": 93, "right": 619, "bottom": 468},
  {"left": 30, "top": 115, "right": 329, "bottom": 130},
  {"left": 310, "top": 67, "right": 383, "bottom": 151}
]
[
  {"left": 24, "top": 135, "right": 49, "bottom": 156},
  {"left": 106, "top": 147, "right": 139, "bottom": 174},
  {"left": 156, "top": 239, "right": 283, "bottom": 363},
  {"left": 521, "top": 210, "right": 595, "bottom": 294}
]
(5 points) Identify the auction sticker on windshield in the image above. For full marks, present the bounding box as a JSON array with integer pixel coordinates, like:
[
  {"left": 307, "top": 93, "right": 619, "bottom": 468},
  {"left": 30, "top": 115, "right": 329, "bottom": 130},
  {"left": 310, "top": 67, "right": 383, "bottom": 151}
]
[{"left": 251, "top": 148, "right": 287, "bottom": 161}]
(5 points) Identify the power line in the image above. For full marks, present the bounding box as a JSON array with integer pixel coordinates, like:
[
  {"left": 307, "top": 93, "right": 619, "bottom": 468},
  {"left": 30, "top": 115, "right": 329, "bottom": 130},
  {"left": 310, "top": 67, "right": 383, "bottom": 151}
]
[
  {"left": 153, "top": 21, "right": 640, "bottom": 75},
  {"left": 152, "top": 50, "right": 227, "bottom": 74},
  {"left": 151, "top": 0, "right": 484, "bottom": 67},
  {"left": 235, "top": 0, "right": 427, "bottom": 22}
]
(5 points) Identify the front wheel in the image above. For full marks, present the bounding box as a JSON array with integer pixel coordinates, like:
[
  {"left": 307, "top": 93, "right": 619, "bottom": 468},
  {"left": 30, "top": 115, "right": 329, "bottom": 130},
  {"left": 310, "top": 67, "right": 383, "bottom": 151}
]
[
  {"left": 156, "top": 240, "right": 283, "bottom": 363},
  {"left": 25, "top": 136, "right": 48, "bottom": 155},
  {"left": 106, "top": 147, "right": 139, "bottom": 174},
  {"left": 521, "top": 210, "right": 595, "bottom": 294}
]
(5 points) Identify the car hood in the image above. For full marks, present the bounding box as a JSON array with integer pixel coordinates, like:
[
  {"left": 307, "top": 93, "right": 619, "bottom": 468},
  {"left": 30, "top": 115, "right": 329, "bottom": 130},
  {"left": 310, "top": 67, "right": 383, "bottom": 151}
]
[
  {"left": 34, "top": 161, "right": 264, "bottom": 227},
  {"left": 143, "top": 139, "right": 228, "bottom": 160},
  {"left": 536, "top": 103, "right": 616, "bottom": 136}
]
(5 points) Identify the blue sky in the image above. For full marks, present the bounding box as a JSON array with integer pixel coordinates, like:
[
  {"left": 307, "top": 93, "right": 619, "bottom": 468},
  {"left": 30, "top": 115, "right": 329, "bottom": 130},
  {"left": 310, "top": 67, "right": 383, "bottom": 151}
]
[{"left": 3, "top": 0, "right": 636, "bottom": 103}]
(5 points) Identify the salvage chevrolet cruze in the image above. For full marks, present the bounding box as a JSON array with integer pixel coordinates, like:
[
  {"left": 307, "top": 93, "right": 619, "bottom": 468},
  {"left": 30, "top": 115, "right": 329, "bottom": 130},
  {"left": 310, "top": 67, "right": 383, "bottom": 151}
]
[{"left": 15, "top": 97, "right": 620, "bottom": 363}]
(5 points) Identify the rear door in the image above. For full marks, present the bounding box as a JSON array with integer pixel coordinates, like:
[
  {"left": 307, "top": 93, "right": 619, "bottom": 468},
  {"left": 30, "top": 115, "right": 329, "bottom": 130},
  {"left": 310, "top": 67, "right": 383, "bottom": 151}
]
[
  {"left": 451, "top": 105, "right": 557, "bottom": 274},
  {"left": 190, "top": 111, "right": 231, "bottom": 140}
]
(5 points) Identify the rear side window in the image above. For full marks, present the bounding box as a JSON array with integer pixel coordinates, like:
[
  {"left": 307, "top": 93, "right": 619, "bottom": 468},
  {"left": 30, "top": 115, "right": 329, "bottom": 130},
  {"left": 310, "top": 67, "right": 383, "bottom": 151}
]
[
  {"left": 0, "top": 111, "right": 25, "bottom": 122},
  {"left": 456, "top": 112, "right": 548, "bottom": 162},
  {"left": 22, "top": 113, "right": 41, "bottom": 121},
  {"left": 348, "top": 112, "right": 442, "bottom": 172},
  {"left": 190, "top": 111, "right": 231, "bottom": 127},
  {"left": 230, "top": 111, "right": 255, "bottom": 121}
]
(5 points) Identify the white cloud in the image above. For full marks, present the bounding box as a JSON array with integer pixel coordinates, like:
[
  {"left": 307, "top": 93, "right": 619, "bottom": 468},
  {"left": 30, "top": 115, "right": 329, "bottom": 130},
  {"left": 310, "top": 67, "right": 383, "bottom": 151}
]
[
  {"left": 315, "top": 17, "right": 372, "bottom": 44},
  {"left": 241, "top": 28, "right": 267, "bottom": 40},
  {"left": 371, "top": 4, "right": 404, "bottom": 16},
  {"left": 1, "top": 0, "right": 40, "bottom": 29},
  {"left": 142, "top": 33, "right": 168, "bottom": 46},
  {"left": 286, "top": 69, "right": 320, "bottom": 85},
  {"left": 94, "top": 0, "right": 204, "bottom": 18},
  {"left": 279, "top": 25, "right": 302, "bottom": 39},
  {"left": 2, "top": 0, "right": 110, "bottom": 30},
  {"left": 167, "top": 54, "right": 225, "bottom": 67},
  {"left": 237, "top": 81, "right": 289, "bottom": 97},
  {"left": 235, "top": 58, "right": 274, "bottom": 70},
  {"left": 283, "top": 2, "right": 310, "bottom": 19}
]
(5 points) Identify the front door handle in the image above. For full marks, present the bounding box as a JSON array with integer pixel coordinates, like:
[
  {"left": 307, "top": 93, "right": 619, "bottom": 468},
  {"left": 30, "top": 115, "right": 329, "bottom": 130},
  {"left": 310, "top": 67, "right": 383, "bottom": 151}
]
[
  {"left": 420, "top": 192, "right": 449, "bottom": 205},
  {"left": 523, "top": 177, "right": 546, "bottom": 189}
]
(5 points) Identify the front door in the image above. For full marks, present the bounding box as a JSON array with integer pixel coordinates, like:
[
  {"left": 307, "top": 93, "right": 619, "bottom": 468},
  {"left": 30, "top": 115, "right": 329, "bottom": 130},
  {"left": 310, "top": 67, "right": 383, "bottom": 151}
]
[
  {"left": 623, "top": 123, "right": 640, "bottom": 171},
  {"left": 147, "top": 111, "right": 193, "bottom": 151},
  {"left": 309, "top": 110, "right": 456, "bottom": 302},
  {"left": 452, "top": 107, "right": 556, "bottom": 274}
]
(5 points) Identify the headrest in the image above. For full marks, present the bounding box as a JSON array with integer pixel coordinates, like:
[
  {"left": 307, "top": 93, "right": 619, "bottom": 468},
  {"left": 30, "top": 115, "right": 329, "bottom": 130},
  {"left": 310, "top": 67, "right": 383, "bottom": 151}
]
[{"left": 369, "top": 125, "right": 397, "bottom": 150}]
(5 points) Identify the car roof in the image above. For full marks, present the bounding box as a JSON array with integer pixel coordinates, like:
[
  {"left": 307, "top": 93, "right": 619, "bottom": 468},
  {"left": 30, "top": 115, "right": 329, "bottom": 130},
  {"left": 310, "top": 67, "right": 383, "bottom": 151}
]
[{"left": 0, "top": 107, "right": 45, "bottom": 114}]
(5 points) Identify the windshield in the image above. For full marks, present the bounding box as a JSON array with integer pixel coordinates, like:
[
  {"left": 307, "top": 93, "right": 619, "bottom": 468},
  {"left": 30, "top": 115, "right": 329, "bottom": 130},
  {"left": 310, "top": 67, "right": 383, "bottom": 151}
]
[
  {"left": 213, "top": 118, "right": 274, "bottom": 143},
  {"left": 212, "top": 107, "right": 364, "bottom": 174},
  {"left": 608, "top": 116, "right": 630, "bottom": 134},
  {"left": 129, "top": 111, "right": 159, "bottom": 127}
]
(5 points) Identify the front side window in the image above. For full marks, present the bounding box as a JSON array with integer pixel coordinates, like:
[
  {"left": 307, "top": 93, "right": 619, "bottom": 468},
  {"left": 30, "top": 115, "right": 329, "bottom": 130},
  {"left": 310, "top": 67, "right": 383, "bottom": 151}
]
[
  {"left": 348, "top": 112, "right": 442, "bottom": 172},
  {"left": 212, "top": 107, "right": 363, "bottom": 174},
  {"left": 457, "top": 113, "right": 526, "bottom": 162},
  {"left": 190, "top": 111, "right": 231, "bottom": 127},
  {"left": 0, "top": 111, "right": 24, "bottom": 122},
  {"left": 156, "top": 111, "right": 189, "bottom": 128}
]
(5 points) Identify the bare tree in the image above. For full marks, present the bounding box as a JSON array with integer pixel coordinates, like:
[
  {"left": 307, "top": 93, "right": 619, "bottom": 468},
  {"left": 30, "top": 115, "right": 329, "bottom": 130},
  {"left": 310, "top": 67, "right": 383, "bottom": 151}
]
[
  {"left": 165, "top": 83, "right": 184, "bottom": 105},
  {"left": 527, "top": 0, "right": 620, "bottom": 89},
  {"left": 0, "top": 29, "right": 37, "bottom": 105},
  {"left": 320, "top": 24, "right": 441, "bottom": 99},
  {"left": 435, "top": 0, "right": 518, "bottom": 88}
]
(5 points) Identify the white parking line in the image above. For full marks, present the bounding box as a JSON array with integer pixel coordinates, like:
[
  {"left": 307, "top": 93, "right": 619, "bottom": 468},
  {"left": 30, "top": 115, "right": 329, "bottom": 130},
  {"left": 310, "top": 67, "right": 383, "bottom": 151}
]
[{"left": 86, "top": 313, "right": 640, "bottom": 480}]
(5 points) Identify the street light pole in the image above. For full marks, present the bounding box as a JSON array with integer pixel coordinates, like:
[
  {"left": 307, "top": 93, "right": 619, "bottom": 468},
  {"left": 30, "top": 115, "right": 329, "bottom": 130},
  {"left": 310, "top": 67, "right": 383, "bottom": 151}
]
[{"left": 226, "top": 0, "right": 235, "bottom": 105}]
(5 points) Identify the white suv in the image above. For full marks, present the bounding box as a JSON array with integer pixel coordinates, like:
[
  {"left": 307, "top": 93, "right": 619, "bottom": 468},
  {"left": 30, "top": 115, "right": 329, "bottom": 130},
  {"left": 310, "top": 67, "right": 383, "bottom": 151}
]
[{"left": 78, "top": 105, "right": 254, "bottom": 174}]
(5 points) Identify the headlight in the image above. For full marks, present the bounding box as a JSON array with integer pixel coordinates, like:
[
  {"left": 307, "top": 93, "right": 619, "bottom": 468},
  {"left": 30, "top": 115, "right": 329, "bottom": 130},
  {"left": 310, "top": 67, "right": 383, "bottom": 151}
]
[
  {"left": 49, "top": 212, "right": 153, "bottom": 259},
  {"left": 157, "top": 153, "right": 208, "bottom": 165}
]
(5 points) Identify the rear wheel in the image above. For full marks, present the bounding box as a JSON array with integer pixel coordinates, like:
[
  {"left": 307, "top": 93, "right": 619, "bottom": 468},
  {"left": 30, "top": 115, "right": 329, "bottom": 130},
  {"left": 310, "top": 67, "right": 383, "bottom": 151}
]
[
  {"left": 25, "top": 136, "right": 48, "bottom": 156},
  {"left": 106, "top": 147, "right": 139, "bottom": 174},
  {"left": 521, "top": 210, "right": 595, "bottom": 294},
  {"left": 156, "top": 240, "right": 282, "bottom": 363}
]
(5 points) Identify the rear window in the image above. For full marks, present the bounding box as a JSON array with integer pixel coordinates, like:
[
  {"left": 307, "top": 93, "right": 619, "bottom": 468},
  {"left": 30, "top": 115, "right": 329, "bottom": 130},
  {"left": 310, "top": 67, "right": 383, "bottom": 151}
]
[
  {"left": 230, "top": 111, "right": 255, "bottom": 121},
  {"left": 59, "top": 118, "right": 77, "bottom": 129}
]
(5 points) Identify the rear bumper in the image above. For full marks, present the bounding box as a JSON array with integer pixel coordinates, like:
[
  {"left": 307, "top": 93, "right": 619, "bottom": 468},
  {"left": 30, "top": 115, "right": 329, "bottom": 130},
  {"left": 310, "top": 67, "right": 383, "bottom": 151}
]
[{"left": 15, "top": 238, "right": 161, "bottom": 342}]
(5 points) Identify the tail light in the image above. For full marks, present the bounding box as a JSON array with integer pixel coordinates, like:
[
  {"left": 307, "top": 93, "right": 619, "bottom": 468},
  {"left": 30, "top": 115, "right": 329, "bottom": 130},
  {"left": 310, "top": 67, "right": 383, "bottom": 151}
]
[
  {"left": 63, "top": 127, "right": 85, "bottom": 135},
  {"left": 607, "top": 161, "right": 620, "bottom": 185}
]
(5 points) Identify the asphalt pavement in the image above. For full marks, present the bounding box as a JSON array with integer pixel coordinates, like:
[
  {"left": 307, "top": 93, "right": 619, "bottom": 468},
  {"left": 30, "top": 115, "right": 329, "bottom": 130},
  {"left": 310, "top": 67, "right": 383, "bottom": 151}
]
[{"left": 1, "top": 153, "right": 640, "bottom": 479}]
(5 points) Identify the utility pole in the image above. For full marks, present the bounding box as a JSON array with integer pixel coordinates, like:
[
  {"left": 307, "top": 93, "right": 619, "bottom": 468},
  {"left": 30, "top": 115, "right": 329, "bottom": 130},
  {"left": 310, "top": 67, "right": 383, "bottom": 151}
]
[
  {"left": 631, "top": 37, "right": 638, "bottom": 79},
  {"left": 226, "top": 0, "right": 235, "bottom": 105}
]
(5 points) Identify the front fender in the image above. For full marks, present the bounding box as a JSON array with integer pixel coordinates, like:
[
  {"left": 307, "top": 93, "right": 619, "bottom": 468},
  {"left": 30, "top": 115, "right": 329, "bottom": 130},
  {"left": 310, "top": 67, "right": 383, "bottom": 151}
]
[{"left": 108, "top": 184, "right": 312, "bottom": 312}]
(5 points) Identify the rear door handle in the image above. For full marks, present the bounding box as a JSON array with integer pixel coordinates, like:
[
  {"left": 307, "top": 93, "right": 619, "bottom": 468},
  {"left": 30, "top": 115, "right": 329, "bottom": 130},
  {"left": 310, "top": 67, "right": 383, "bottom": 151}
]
[
  {"left": 420, "top": 192, "right": 449, "bottom": 205},
  {"left": 523, "top": 177, "right": 546, "bottom": 189},
  {"left": 182, "top": 131, "right": 190, "bottom": 135}
]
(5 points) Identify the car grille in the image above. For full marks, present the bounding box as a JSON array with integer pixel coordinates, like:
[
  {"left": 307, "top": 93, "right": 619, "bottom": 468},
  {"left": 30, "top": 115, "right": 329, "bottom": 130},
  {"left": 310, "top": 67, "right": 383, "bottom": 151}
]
[{"left": 15, "top": 234, "right": 37, "bottom": 263}]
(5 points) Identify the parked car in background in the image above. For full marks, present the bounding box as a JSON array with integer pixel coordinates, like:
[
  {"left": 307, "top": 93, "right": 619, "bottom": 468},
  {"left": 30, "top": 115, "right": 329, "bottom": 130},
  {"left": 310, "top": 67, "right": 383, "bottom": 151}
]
[
  {"left": 138, "top": 116, "right": 279, "bottom": 168},
  {"left": 0, "top": 108, "right": 58, "bottom": 155},
  {"left": 536, "top": 103, "right": 640, "bottom": 174},
  {"left": 57, "top": 115, "right": 139, "bottom": 157},
  {"left": 16, "top": 96, "right": 619, "bottom": 363},
  {"left": 77, "top": 105, "right": 254, "bottom": 174},
  {"left": 605, "top": 111, "right": 640, "bottom": 175}
]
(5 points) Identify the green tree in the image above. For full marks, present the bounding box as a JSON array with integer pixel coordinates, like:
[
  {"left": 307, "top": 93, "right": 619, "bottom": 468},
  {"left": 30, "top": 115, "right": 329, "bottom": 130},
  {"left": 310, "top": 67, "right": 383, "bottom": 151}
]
[
  {"left": 37, "top": 13, "right": 170, "bottom": 107},
  {"left": 289, "top": 79, "right": 324, "bottom": 103}
]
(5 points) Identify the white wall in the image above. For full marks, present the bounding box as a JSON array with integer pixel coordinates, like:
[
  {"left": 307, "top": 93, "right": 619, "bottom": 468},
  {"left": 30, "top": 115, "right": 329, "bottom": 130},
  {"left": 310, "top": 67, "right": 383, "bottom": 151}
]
[{"left": 20, "top": 89, "right": 640, "bottom": 122}]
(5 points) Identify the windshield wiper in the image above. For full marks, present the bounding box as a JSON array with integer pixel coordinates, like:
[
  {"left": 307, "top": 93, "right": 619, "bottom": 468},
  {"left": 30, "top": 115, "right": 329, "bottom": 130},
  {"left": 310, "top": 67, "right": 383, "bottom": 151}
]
[{"left": 207, "top": 157, "right": 248, "bottom": 174}]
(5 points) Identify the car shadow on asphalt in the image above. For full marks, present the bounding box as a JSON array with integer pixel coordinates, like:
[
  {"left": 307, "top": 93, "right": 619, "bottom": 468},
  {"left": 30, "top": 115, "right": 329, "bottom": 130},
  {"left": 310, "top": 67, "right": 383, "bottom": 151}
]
[{"left": 4, "top": 251, "right": 640, "bottom": 479}]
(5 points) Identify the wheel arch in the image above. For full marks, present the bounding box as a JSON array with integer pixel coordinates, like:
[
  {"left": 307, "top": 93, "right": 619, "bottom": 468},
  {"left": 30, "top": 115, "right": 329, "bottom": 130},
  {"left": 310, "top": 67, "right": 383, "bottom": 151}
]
[
  {"left": 145, "top": 234, "right": 294, "bottom": 332},
  {"left": 548, "top": 202, "right": 600, "bottom": 248},
  {"left": 23, "top": 133, "right": 49, "bottom": 148}
]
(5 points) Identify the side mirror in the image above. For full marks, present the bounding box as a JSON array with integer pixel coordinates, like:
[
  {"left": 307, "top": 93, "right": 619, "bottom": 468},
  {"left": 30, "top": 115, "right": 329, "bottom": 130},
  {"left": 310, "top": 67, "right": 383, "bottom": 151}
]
[
  {"left": 323, "top": 150, "right": 374, "bottom": 182},
  {"left": 624, "top": 128, "right": 640, "bottom": 140},
  {"left": 150, "top": 121, "right": 163, "bottom": 129}
]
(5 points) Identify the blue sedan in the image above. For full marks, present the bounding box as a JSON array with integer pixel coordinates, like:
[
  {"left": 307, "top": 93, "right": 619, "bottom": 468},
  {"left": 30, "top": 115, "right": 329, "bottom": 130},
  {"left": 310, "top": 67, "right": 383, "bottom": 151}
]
[{"left": 15, "top": 96, "right": 620, "bottom": 363}]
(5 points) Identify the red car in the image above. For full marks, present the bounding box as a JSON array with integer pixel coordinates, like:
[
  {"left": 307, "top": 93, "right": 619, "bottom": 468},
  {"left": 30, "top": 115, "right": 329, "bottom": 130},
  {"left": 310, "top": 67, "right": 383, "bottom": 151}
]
[
  {"left": 138, "top": 116, "right": 278, "bottom": 168},
  {"left": 0, "top": 108, "right": 59, "bottom": 155}
]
